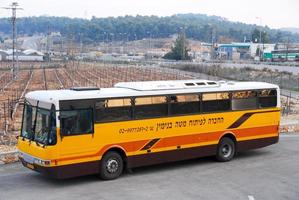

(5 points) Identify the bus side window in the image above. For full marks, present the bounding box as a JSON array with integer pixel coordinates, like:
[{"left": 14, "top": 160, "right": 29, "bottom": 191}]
[
  {"left": 258, "top": 89, "right": 277, "bottom": 108},
  {"left": 231, "top": 91, "right": 257, "bottom": 110},
  {"left": 202, "top": 92, "right": 230, "bottom": 112},
  {"left": 169, "top": 94, "right": 200, "bottom": 115},
  {"left": 134, "top": 96, "right": 167, "bottom": 119},
  {"left": 60, "top": 109, "right": 94, "bottom": 136},
  {"left": 95, "top": 98, "right": 131, "bottom": 122}
]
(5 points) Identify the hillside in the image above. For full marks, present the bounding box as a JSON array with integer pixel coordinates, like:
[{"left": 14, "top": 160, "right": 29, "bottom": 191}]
[
  {"left": 0, "top": 13, "right": 299, "bottom": 43},
  {"left": 281, "top": 27, "right": 299, "bottom": 34}
]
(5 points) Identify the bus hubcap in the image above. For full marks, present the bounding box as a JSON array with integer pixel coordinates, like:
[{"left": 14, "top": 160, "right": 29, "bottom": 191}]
[
  {"left": 222, "top": 144, "right": 232, "bottom": 157},
  {"left": 106, "top": 159, "right": 119, "bottom": 173}
]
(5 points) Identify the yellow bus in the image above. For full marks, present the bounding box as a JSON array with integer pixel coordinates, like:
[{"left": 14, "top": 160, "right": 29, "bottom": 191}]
[{"left": 17, "top": 79, "right": 280, "bottom": 179}]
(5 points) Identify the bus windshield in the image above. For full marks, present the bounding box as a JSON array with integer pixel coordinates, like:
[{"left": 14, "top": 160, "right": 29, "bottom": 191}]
[{"left": 21, "top": 104, "right": 57, "bottom": 145}]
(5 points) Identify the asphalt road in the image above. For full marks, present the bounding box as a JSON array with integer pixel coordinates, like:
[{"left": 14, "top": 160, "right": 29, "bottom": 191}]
[{"left": 0, "top": 134, "right": 298, "bottom": 200}]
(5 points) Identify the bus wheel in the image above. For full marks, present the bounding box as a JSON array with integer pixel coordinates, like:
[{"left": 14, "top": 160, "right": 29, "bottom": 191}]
[
  {"left": 99, "top": 151, "right": 124, "bottom": 180},
  {"left": 216, "top": 137, "right": 235, "bottom": 162}
]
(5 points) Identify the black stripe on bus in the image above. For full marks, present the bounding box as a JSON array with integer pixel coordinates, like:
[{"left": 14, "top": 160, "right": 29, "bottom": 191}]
[
  {"left": 228, "top": 110, "right": 280, "bottom": 129},
  {"left": 141, "top": 138, "right": 160, "bottom": 151}
]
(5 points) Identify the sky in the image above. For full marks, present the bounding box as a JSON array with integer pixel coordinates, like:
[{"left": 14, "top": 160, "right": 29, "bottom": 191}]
[{"left": 0, "top": 0, "right": 298, "bottom": 29}]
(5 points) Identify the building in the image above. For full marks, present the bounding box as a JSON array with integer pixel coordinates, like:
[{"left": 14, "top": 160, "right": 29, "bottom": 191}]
[
  {"left": 217, "top": 43, "right": 276, "bottom": 61},
  {"left": 217, "top": 43, "right": 251, "bottom": 60},
  {"left": 3, "top": 49, "right": 44, "bottom": 61},
  {"left": 249, "top": 43, "right": 276, "bottom": 60},
  {"left": 0, "top": 50, "right": 8, "bottom": 61}
]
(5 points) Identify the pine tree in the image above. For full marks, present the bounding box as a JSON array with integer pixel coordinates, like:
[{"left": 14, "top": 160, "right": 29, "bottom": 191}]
[{"left": 163, "top": 31, "right": 191, "bottom": 60}]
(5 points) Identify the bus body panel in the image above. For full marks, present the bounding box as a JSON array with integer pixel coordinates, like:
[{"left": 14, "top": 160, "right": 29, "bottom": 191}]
[
  {"left": 17, "top": 80, "right": 280, "bottom": 179},
  {"left": 18, "top": 107, "right": 279, "bottom": 179}
]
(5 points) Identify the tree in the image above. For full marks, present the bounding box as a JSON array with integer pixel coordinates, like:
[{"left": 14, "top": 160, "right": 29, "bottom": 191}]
[
  {"left": 256, "top": 47, "right": 261, "bottom": 56},
  {"left": 163, "top": 31, "right": 191, "bottom": 60},
  {"left": 251, "top": 28, "right": 269, "bottom": 43},
  {"left": 0, "top": 14, "right": 299, "bottom": 44},
  {"left": 251, "top": 28, "right": 260, "bottom": 43}
]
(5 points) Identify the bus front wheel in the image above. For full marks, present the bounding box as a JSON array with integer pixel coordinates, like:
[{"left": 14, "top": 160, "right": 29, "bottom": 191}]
[
  {"left": 216, "top": 137, "right": 235, "bottom": 162},
  {"left": 99, "top": 151, "right": 124, "bottom": 180}
]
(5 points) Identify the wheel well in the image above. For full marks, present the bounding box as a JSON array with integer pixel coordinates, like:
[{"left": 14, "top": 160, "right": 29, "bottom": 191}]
[
  {"left": 220, "top": 133, "right": 237, "bottom": 145},
  {"left": 104, "top": 147, "right": 127, "bottom": 167}
]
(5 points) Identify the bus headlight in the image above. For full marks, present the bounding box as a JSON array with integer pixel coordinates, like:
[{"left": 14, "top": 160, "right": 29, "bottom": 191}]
[{"left": 34, "top": 159, "right": 51, "bottom": 166}]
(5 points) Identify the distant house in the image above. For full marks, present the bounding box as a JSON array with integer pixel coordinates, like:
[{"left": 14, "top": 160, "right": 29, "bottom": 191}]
[
  {"left": 0, "top": 50, "right": 8, "bottom": 61},
  {"left": 5, "top": 49, "right": 44, "bottom": 61}
]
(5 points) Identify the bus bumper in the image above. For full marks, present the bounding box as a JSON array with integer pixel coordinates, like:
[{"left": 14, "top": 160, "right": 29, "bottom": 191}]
[{"left": 19, "top": 157, "right": 99, "bottom": 179}]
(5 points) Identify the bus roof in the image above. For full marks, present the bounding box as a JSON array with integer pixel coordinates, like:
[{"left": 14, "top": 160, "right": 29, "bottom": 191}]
[{"left": 25, "top": 80, "right": 279, "bottom": 106}]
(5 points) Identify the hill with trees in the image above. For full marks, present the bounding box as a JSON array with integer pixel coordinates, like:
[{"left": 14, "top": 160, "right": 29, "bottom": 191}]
[{"left": 0, "top": 13, "right": 298, "bottom": 44}]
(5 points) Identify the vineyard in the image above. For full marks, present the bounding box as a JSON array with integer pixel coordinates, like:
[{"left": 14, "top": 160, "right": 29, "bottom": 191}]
[{"left": 0, "top": 61, "right": 195, "bottom": 147}]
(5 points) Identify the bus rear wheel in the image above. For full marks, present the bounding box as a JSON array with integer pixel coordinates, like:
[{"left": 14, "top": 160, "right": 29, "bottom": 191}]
[
  {"left": 216, "top": 137, "right": 235, "bottom": 162},
  {"left": 99, "top": 151, "right": 123, "bottom": 180}
]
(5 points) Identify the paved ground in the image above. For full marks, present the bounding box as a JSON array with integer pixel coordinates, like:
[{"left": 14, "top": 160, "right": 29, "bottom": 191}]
[{"left": 0, "top": 134, "right": 298, "bottom": 200}]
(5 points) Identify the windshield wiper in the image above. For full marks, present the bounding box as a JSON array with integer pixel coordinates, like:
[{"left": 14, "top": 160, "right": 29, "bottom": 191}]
[{"left": 35, "top": 140, "right": 40, "bottom": 146}]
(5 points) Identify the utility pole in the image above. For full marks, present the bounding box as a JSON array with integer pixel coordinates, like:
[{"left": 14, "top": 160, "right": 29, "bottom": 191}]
[
  {"left": 256, "top": 17, "right": 262, "bottom": 61},
  {"left": 2, "top": 2, "right": 23, "bottom": 79},
  {"left": 46, "top": 25, "right": 51, "bottom": 66},
  {"left": 285, "top": 37, "right": 289, "bottom": 62}
]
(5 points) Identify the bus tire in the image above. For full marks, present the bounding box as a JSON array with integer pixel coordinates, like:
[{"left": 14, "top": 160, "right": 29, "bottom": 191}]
[
  {"left": 99, "top": 151, "right": 123, "bottom": 180},
  {"left": 216, "top": 137, "right": 235, "bottom": 162}
]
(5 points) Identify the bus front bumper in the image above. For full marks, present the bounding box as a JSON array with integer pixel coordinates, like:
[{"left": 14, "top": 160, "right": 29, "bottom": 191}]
[{"left": 19, "top": 157, "right": 99, "bottom": 179}]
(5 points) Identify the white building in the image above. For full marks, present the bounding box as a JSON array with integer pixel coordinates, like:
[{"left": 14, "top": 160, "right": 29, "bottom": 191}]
[
  {"left": 249, "top": 43, "right": 276, "bottom": 57},
  {"left": 5, "top": 49, "right": 44, "bottom": 61}
]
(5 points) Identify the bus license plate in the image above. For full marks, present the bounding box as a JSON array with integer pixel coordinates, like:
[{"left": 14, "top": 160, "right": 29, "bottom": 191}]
[{"left": 26, "top": 163, "right": 34, "bottom": 169}]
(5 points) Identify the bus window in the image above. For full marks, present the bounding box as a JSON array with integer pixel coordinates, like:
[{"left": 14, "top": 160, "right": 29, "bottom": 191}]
[
  {"left": 95, "top": 98, "right": 132, "bottom": 122},
  {"left": 135, "top": 96, "right": 167, "bottom": 119},
  {"left": 202, "top": 92, "right": 230, "bottom": 112},
  {"left": 34, "top": 108, "right": 51, "bottom": 144},
  {"left": 169, "top": 94, "right": 200, "bottom": 115},
  {"left": 232, "top": 91, "right": 257, "bottom": 110},
  {"left": 259, "top": 89, "right": 277, "bottom": 108},
  {"left": 60, "top": 109, "right": 93, "bottom": 136},
  {"left": 21, "top": 104, "right": 36, "bottom": 140}
]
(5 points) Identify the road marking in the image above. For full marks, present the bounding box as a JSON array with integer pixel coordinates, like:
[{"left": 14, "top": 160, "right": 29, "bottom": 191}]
[{"left": 248, "top": 195, "right": 255, "bottom": 200}]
